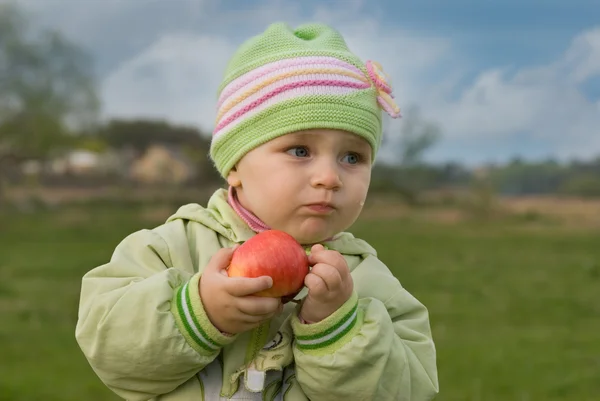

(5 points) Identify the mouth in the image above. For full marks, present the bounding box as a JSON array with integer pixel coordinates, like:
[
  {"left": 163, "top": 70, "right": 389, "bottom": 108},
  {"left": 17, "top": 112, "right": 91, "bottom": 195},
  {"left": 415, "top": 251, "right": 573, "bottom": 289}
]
[{"left": 304, "top": 202, "right": 336, "bottom": 213}]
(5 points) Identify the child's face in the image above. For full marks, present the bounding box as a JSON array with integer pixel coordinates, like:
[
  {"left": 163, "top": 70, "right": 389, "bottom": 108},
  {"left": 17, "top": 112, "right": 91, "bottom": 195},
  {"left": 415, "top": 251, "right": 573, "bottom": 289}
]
[{"left": 227, "top": 129, "right": 372, "bottom": 244}]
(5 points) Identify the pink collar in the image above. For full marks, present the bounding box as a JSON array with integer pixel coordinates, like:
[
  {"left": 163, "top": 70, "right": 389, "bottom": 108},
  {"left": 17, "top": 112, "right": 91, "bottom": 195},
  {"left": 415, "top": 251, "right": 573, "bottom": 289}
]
[{"left": 227, "top": 186, "right": 271, "bottom": 233}]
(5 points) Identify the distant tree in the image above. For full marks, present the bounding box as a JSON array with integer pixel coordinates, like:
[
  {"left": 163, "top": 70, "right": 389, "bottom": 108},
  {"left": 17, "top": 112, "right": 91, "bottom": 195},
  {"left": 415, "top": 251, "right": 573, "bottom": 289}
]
[
  {"left": 373, "top": 105, "right": 442, "bottom": 203},
  {"left": 559, "top": 174, "right": 600, "bottom": 198},
  {"left": 437, "top": 162, "right": 472, "bottom": 187},
  {"left": 0, "top": 3, "right": 99, "bottom": 200},
  {"left": 490, "top": 159, "right": 568, "bottom": 195},
  {"left": 100, "top": 119, "right": 210, "bottom": 153},
  {"left": 393, "top": 105, "right": 441, "bottom": 168}
]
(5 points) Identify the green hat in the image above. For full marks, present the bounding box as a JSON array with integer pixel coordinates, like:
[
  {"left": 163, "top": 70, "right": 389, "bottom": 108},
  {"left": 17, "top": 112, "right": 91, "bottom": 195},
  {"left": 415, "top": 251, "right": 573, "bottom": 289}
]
[{"left": 210, "top": 22, "right": 401, "bottom": 177}]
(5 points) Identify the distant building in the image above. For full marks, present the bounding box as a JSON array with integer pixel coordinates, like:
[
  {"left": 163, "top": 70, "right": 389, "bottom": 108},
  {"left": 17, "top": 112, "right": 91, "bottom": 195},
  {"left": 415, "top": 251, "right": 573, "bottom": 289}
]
[
  {"left": 129, "top": 144, "right": 196, "bottom": 185},
  {"left": 20, "top": 143, "right": 198, "bottom": 185},
  {"left": 47, "top": 149, "right": 127, "bottom": 176},
  {"left": 64, "top": 150, "right": 99, "bottom": 174}
]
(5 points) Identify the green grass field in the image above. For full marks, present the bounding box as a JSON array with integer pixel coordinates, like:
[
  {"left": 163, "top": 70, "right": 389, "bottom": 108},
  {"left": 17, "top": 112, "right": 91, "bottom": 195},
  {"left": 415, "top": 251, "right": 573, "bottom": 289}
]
[{"left": 1, "top": 199, "right": 598, "bottom": 401}]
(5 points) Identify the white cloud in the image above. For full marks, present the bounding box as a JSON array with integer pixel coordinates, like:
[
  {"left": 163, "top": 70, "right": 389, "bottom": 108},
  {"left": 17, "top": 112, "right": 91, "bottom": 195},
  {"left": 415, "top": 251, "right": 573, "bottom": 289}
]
[
  {"left": 424, "top": 26, "right": 600, "bottom": 161},
  {"left": 564, "top": 27, "right": 600, "bottom": 83},
  {"left": 102, "top": 33, "right": 235, "bottom": 133}
]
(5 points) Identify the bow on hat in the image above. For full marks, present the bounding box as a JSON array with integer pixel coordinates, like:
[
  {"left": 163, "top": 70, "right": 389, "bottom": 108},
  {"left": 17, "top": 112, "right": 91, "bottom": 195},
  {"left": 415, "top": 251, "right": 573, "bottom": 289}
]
[{"left": 366, "top": 60, "right": 401, "bottom": 118}]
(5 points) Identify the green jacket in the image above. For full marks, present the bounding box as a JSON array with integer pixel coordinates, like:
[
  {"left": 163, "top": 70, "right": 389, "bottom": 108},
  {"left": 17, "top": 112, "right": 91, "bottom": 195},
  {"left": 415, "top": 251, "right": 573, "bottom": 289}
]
[{"left": 75, "top": 189, "right": 438, "bottom": 400}]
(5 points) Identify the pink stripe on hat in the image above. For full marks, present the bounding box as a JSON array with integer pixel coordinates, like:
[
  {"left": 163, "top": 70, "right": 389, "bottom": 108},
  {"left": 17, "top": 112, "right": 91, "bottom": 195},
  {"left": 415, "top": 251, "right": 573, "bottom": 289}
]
[
  {"left": 218, "top": 56, "right": 366, "bottom": 107},
  {"left": 212, "top": 85, "right": 359, "bottom": 141},
  {"left": 217, "top": 72, "right": 366, "bottom": 124},
  {"left": 214, "top": 79, "right": 370, "bottom": 135},
  {"left": 217, "top": 66, "right": 369, "bottom": 120}
]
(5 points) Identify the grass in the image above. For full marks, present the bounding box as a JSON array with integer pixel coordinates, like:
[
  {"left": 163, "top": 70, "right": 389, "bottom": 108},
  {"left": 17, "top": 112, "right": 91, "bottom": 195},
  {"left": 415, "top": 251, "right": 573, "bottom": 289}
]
[{"left": 0, "top": 198, "right": 599, "bottom": 401}]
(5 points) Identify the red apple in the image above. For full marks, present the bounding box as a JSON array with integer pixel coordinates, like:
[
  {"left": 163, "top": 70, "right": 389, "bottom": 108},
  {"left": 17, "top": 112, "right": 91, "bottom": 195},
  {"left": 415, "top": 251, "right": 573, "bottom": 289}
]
[{"left": 227, "top": 230, "right": 309, "bottom": 299}]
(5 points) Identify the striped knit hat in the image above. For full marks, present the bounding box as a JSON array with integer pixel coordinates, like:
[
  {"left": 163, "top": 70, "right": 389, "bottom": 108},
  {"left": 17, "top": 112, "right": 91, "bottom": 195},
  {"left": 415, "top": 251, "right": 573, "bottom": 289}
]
[{"left": 210, "top": 22, "right": 401, "bottom": 177}]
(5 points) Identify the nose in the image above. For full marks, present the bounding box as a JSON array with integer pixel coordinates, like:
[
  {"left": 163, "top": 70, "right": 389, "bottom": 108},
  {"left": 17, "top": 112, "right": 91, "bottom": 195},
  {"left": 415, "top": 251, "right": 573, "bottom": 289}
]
[{"left": 310, "top": 159, "right": 342, "bottom": 190}]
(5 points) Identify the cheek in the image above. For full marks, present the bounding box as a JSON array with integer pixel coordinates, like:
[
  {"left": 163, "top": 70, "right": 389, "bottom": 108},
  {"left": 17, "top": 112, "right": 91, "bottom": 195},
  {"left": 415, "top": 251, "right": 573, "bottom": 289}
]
[
  {"left": 246, "top": 172, "right": 290, "bottom": 205},
  {"left": 352, "top": 171, "right": 371, "bottom": 195}
]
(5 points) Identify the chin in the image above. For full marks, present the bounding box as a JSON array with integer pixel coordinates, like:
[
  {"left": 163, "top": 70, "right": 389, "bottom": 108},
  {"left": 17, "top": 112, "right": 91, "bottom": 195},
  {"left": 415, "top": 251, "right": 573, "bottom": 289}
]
[
  {"left": 277, "top": 219, "right": 347, "bottom": 245},
  {"left": 293, "top": 228, "right": 338, "bottom": 246},
  {"left": 297, "top": 236, "right": 327, "bottom": 246}
]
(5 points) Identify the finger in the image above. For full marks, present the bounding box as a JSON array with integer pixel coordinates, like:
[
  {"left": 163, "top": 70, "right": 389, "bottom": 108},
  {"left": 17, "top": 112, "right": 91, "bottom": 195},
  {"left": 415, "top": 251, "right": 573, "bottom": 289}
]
[
  {"left": 304, "top": 272, "right": 328, "bottom": 297},
  {"left": 308, "top": 244, "right": 325, "bottom": 263},
  {"left": 310, "top": 263, "right": 343, "bottom": 292},
  {"left": 311, "top": 255, "right": 350, "bottom": 280},
  {"left": 311, "top": 244, "right": 325, "bottom": 254},
  {"left": 236, "top": 296, "right": 281, "bottom": 316},
  {"left": 205, "top": 247, "right": 236, "bottom": 274},
  {"left": 225, "top": 276, "right": 273, "bottom": 297},
  {"left": 309, "top": 250, "right": 348, "bottom": 274}
]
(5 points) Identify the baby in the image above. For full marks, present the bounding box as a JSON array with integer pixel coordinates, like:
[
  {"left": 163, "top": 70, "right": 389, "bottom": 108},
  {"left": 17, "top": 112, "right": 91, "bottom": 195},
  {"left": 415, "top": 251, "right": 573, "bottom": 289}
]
[{"left": 75, "top": 22, "right": 439, "bottom": 401}]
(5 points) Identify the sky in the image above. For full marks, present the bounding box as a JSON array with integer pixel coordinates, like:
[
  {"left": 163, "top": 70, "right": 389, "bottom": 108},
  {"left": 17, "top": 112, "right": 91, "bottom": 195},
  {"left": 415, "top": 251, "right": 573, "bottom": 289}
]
[{"left": 10, "top": 0, "right": 600, "bottom": 165}]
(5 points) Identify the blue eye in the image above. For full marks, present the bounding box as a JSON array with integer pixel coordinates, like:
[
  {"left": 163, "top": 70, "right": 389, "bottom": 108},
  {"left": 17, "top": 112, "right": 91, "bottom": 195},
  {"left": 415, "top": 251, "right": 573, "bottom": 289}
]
[
  {"left": 343, "top": 153, "right": 360, "bottom": 164},
  {"left": 287, "top": 147, "right": 309, "bottom": 157}
]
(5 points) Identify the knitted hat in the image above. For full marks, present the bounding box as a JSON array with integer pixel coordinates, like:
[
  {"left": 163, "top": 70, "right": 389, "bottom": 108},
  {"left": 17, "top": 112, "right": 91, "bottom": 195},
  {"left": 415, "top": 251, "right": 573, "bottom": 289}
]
[{"left": 210, "top": 22, "right": 401, "bottom": 177}]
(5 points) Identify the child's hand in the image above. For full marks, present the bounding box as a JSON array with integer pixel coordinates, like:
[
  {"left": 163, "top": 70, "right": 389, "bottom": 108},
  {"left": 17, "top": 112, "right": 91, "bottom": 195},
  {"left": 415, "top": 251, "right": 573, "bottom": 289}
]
[
  {"left": 299, "top": 244, "right": 354, "bottom": 323},
  {"left": 199, "top": 247, "right": 283, "bottom": 335}
]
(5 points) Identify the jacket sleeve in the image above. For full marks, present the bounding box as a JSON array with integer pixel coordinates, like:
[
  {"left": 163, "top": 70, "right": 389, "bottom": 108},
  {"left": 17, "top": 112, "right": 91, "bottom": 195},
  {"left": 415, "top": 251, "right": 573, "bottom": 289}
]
[
  {"left": 290, "top": 255, "right": 439, "bottom": 401},
  {"left": 75, "top": 227, "right": 237, "bottom": 400}
]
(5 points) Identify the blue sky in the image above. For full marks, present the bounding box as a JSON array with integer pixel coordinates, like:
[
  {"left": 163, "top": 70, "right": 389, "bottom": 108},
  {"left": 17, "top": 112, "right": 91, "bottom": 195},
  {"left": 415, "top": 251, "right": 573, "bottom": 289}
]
[{"left": 13, "top": 0, "right": 600, "bottom": 165}]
